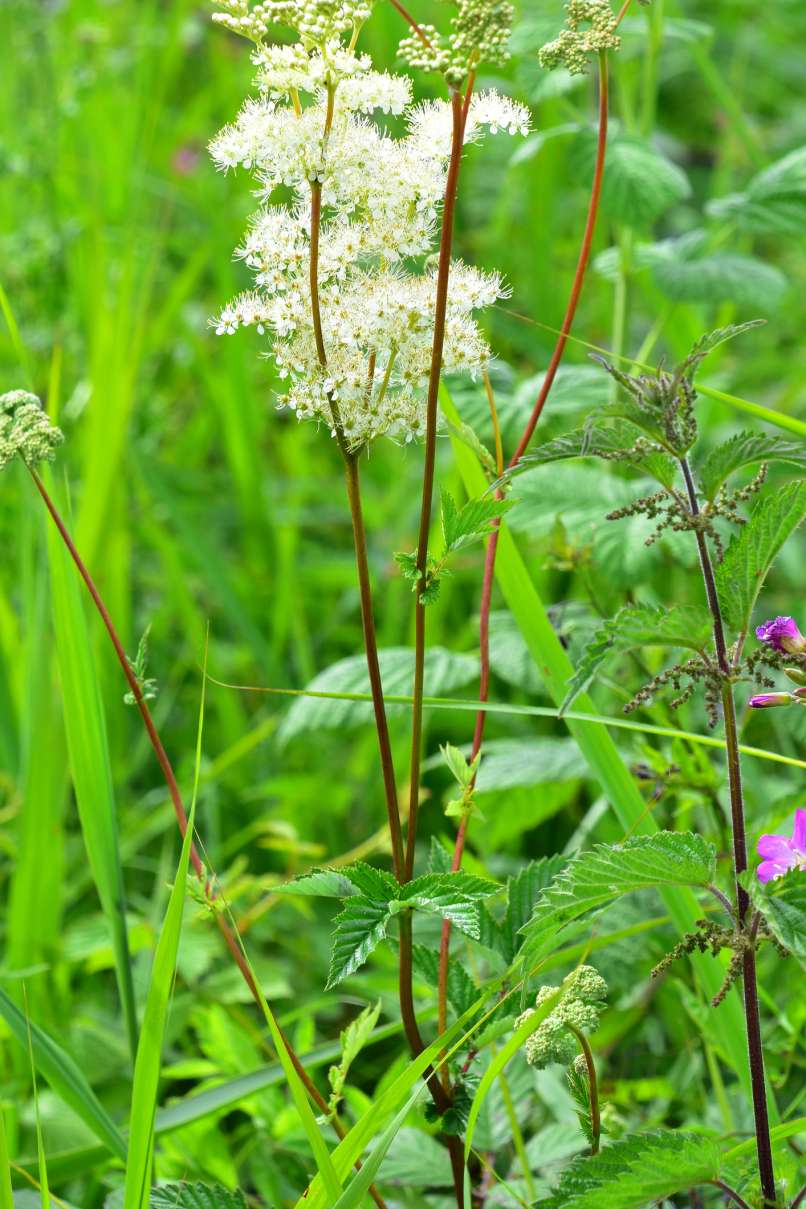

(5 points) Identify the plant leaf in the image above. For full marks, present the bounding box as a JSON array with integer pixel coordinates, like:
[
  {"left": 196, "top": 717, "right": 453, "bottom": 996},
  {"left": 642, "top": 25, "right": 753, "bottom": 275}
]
[
  {"left": 278, "top": 647, "right": 477, "bottom": 741},
  {"left": 326, "top": 898, "right": 391, "bottom": 989},
  {"left": 653, "top": 250, "right": 786, "bottom": 311},
  {"left": 708, "top": 145, "right": 806, "bottom": 235},
  {"left": 506, "top": 418, "right": 677, "bottom": 489},
  {"left": 562, "top": 603, "right": 713, "bottom": 713},
  {"left": 697, "top": 431, "right": 806, "bottom": 500},
  {"left": 327, "top": 1000, "right": 383, "bottom": 1115},
  {"left": 441, "top": 490, "right": 512, "bottom": 553},
  {"left": 746, "top": 870, "right": 806, "bottom": 966},
  {"left": 715, "top": 480, "right": 806, "bottom": 635},
  {"left": 573, "top": 132, "right": 691, "bottom": 226},
  {"left": 410, "top": 945, "right": 478, "bottom": 1016},
  {"left": 403, "top": 872, "right": 500, "bottom": 940},
  {"left": 272, "top": 869, "right": 361, "bottom": 898},
  {"left": 535, "top": 1130, "right": 722, "bottom": 1208},
  {"left": 521, "top": 832, "right": 717, "bottom": 965},
  {"left": 149, "top": 1185, "right": 248, "bottom": 1208},
  {"left": 500, "top": 855, "right": 567, "bottom": 963}
]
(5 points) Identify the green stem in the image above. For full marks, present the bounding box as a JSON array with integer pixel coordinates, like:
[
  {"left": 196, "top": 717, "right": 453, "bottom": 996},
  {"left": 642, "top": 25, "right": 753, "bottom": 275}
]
[
  {"left": 679, "top": 456, "right": 776, "bottom": 1207},
  {"left": 497, "top": 1059, "right": 536, "bottom": 1199}
]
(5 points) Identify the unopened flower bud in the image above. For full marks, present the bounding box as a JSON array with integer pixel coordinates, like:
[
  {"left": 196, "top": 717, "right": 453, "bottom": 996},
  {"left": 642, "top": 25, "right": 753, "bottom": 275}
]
[
  {"left": 784, "top": 667, "right": 806, "bottom": 687},
  {"left": 748, "top": 692, "right": 793, "bottom": 709}
]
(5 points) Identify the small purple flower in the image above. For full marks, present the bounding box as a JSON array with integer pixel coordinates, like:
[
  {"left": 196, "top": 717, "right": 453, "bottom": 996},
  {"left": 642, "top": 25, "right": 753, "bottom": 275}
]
[
  {"left": 757, "top": 808, "right": 806, "bottom": 883},
  {"left": 748, "top": 692, "right": 793, "bottom": 709},
  {"left": 755, "top": 616, "right": 806, "bottom": 655}
]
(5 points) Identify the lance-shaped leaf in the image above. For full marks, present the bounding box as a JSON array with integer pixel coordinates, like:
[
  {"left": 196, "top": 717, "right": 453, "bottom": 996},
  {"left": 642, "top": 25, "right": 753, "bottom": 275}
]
[
  {"left": 716, "top": 480, "right": 806, "bottom": 635},
  {"left": 149, "top": 1186, "right": 248, "bottom": 1208},
  {"left": 441, "top": 491, "right": 513, "bottom": 552},
  {"left": 697, "top": 431, "right": 806, "bottom": 500},
  {"left": 272, "top": 869, "right": 362, "bottom": 898},
  {"left": 521, "top": 832, "right": 716, "bottom": 965},
  {"left": 535, "top": 1130, "right": 722, "bottom": 1208},
  {"left": 505, "top": 418, "right": 678, "bottom": 491},
  {"left": 745, "top": 870, "right": 806, "bottom": 966},
  {"left": 561, "top": 603, "right": 712, "bottom": 714}
]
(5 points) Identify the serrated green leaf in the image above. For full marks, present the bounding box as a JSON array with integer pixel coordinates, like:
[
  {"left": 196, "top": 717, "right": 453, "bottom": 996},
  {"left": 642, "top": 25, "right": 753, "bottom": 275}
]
[
  {"left": 653, "top": 249, "right": 786, "bottom": 310},
  {"left": 697, "top": 431, "right": 806, "bottom": 500},
  {"left": 708, "top": 145, "right": 806, "bottom": 235},
  {"left": 327, "top": 1000, "right": 382, "bottom": 1115},
  {"left": 574, "top": 133, "right": 691, "bottom": 226},
  {"left": 427, "top": 836, "right": 453, "bottom": 875},
  {"left": 278, "top": 647, "right": 477, "bottom": 741},
  {"left": 521, "top": 833, "right": 717, "bottom": 964},
  {"left": 506, "top": 419, "right": 678, "bottom": 490},
  {"left": 340, "top": 862, "right": 398, "bottom": 901},
  {"left": 410, "top": 945, "right": 478, "bottom": 1016},
  {"left": 500, "top": 855, "right": 567, "bottom": 963},
  {"left": 326, "top": 898, "right": 391, "bottom": 989},
  {"left": 476, "top": 738, "right": 586, "bottom": 793},
  {"left": 535, "top": 1130, "right": 722, "bottom": 1208},
  {"left": 149, "top": 1184, "right": 248, "bottom": 1208},
  {"left": 715, "top": 480, "right": 806, "bottom": 635},
  {"left": 441, "top": 490, "right": 512, "bottom": 553},
  {"left": 403, "top": 872, "right": 500, "bottom": 939},
  {"left": 561, "top": 604, "right": 713, "bottom": 714},
  {"left": 746, "top": 870, "right": 806, "bottom": 966},
  {"left": 272, "top": 869, "right": 361, "bottom": 898}
]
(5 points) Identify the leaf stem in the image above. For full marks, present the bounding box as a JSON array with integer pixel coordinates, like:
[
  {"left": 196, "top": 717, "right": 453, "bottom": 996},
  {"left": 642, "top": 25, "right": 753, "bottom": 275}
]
[
  {"left": 710, "top": 1181, "right": 754, "bottom": 1209},
  {"left": 26, "top": 464, "right": 390, "bottom": 1209},
  {"left": 679, "top": 456, "right": 776, "bottom": 1207}
]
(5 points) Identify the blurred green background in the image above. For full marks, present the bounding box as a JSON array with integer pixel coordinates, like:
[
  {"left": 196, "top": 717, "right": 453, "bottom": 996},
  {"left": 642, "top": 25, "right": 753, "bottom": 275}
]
[{"left": 0, "top": 0, "right": 804, "bottom": 1203}]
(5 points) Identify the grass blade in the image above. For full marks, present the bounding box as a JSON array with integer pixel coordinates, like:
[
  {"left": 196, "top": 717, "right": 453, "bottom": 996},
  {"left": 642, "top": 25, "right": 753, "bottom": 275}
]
[
  {"left": 0, "top": 1107, "right": 13, "bottom": 1209},
  {"left": 44, "top": 469, "right": 138, "bottom": 1061}
]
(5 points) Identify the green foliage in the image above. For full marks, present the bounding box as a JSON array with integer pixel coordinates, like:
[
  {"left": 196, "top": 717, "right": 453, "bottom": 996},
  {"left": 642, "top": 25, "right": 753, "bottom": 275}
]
[
  {"left": 506, "top": 417, "right": 678, "bottom": 489},
  {"left": 696, "top": 431, "right": 806, "bottom": 500},
  {"left": 521, "top": 833, "right": 716, "bottom": 964},
  {"left": 562, "top": 603, "right": 713, "bottom": 713},
  {"left": 651, "top": 237, "right": 787, "bottom": 310},
  {"left": 708, "top": 144, "right": 806, "bottom": 234},
  {"left": 396, "top": 492, "right": 512, "bottom": 604},
  {"left": 122, "top": 625, "right": 158, "bottom": 706},
  {"left": 326, "top": 1000, "right": 382, "bottom": 1117},
  {"left": 278, "top": 647, "right": 477, "bottom": 740},
  {"left": 747, "top": 870, "right": 806, "bottom": 966},
  {"left": 535, "top": 1131, "right": 722, "bottom": 1207},
  {"left": 148, "top": 1186, "right": 248, "bottom": 1208},
  {"left": 573, "top": 132, "right": 691, "bottom": 226},
  {"left": 716, "top": 480, "right": 806, "bottom": 634},
  {"left": 324, "top": 868, "right": 500, "bottom": 987}
]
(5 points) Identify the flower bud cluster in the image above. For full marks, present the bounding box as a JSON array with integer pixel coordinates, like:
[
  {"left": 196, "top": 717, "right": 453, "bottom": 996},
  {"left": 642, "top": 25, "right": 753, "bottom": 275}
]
[
  {"left": 0, "top": 390, "right": 64, "bottom": 471},
  {"left": 210, "top": 6, "right": 529, "bottom": 447},
  {"left": 515, "top": 965, "right": 607, "bottom": 1069},
  {"left": 539, "top": 0, "right": 620, "bottom": 76},
  {"left": 213, "top": 0, "right": 374, "bottom": 45},
  {"left": 398, "top": 0, "right": 515, "bottom": 88}
]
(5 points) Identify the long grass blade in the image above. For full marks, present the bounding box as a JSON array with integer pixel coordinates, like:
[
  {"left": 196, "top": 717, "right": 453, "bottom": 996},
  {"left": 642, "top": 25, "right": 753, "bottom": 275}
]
[
  {"left": 44, "top": 469, "right": 138, "bottom": 1061},
  {"left": 0, "top": 1107, "right": 13, "bottom": 1209}
]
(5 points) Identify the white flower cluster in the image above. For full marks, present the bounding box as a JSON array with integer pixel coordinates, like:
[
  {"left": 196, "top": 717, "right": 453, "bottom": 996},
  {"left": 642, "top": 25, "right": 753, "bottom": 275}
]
[
  {"left": 210, "top": 8, "right": 530, "bottom": 447},
  {"left": 516, "top": 965, "right": 608, "bottom": 1070}
]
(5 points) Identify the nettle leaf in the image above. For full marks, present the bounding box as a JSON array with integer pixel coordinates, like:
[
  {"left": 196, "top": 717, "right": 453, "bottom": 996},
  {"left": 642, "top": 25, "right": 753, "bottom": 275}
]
[
  {"left": 708, "top": 145, "right": 806, "bottom": 236},
  {"left": 327, "top": 999, "right": 382, "bottom": 1115},
  {"left": 715, "top": 480, "right": 806, "bottom": 635},
  {"left": 697, "top": 431, "right": 806, "bottom": 501},
  {"left": 747, "top": 870, "right": 806, "bottom": 966},
  {"left": 521, "top": 832, "right": 716, "bottom": 964},
  {"left": 149, "top": 1185, "right": 248, "bottom": 1209},
  {"left": 684, "top": 320, "right": 766, "bottom": 375},
  {"left": 562, "top": 603, "right": 713, "bottom": 714},
  {"left": 476, "top": 739, "right": 586, "bottom": 794},
  {"left": 536, "top": 1130, "right": 722, "bottom": 1208},
  {"left": 500, "top": 855, "right": 567, "bottom": 963},
  {"left": 651, "top": 236, "right": 786, "bottom": 310},
  {"left": 278, "top": 646, "right": 477, "bottom": 741},
  {"left": 410, "top": 944, "right": 478, "bottom": 1016},
  {"left": 573, "top": 132, "right": 691, "bottom": 226},
  {"left": 327, "top": 897, "right": 392, "bottom": 988},
  {"left": 341, "top": 862, "right": 399, "bottom": 900},
  {"left": 487, "top": 609, "right": 543, "bottom": 693},
  {"left": 506, "top": 418, "right": 678, "bottom": 491},
  {"left": 441, "top": 490, "right": 512, "bottom": 553}
]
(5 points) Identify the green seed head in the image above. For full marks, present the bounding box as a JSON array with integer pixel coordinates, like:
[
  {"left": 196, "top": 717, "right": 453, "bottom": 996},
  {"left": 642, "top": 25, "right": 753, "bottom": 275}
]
[
  {"left": 539, "top": 0, "right": 620, "bottom": 76},
  {"left": 515, "top": 965, "right": 608, "bottom": 1069},
  {"left": 0, "top": 390, "right": 64, "bottom": 471}
]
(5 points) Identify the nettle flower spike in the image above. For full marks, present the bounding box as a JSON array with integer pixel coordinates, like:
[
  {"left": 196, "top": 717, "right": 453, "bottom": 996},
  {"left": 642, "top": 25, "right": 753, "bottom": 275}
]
[
  {"left": 757, "top": 808, "right": 806, "bottom": 883},
  {"left": 0, "top": 390, "right": 64, "bottom": 471},
  {"left": 539, "top": 0, "right": 620, "bottom": 76},
  {"left": 398, "top": 0, "right": 516, "bottom": 89},
  {"left": 516, "top": 965, "right": 607, "bottom": 1069}
]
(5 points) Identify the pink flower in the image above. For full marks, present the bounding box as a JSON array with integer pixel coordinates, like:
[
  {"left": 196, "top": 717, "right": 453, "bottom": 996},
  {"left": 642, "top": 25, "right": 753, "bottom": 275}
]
[
  {"left": 749, "top": 692, "right": 793, "bottom": 709},
  {"left": 755, "top": 616, "right": 806, "bottom": 655},
  {"left": 757, "top": 809, "right": 806, "bottom": 883}
]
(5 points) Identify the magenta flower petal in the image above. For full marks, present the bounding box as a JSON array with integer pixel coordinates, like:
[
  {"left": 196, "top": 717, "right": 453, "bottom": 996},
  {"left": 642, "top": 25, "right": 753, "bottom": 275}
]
[
  {"left": 793, "top": 808, "right": 806, "bottom": 852},
  {"left": 755, "top": 615, "right": 806, "bottom": 654},
  {"left": 757, "top": 834, "right": 795, "bottom": 861},
  {"left": 757, "top": 860, "right": 784, "bottom": 884}
]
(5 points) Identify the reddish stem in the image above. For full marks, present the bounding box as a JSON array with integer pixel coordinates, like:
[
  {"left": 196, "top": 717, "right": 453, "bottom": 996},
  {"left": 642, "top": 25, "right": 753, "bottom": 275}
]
[
  {"left": 387, "top": 0, "right": 436, "bottom": 51},
  {"left": 27, "top": 464, "right": 390, "bottom": 1209},
  {"left": 436, "top": 52, "right": 611, "bottom": 1040}
]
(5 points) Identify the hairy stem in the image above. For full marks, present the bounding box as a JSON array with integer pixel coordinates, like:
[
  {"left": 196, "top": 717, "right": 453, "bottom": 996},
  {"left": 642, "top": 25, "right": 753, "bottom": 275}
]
[
  {"left": 680, "top": 456, "right": 776, "bottom": 1207},
  {"left": 566, "top": 1023, "right": 601, "bottom": 1155},
  {"left": 27, "top": 464, "right": 390, "bottom": 1209}
]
